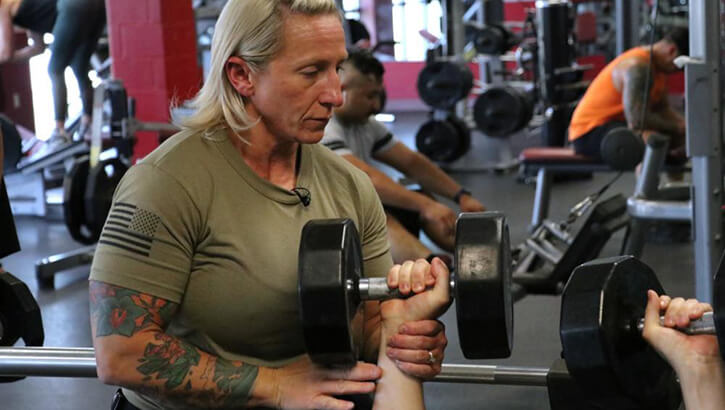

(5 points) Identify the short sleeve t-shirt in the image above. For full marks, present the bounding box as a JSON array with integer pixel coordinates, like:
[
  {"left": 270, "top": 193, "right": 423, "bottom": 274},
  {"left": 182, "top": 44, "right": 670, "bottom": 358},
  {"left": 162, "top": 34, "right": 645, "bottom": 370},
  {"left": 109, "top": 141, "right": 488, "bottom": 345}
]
[
  {"left": 321, "top": 115, "right": 397, "bottom": 164},
  {"left": 89, "top": 128, "right": 392, "bottom": 409}
]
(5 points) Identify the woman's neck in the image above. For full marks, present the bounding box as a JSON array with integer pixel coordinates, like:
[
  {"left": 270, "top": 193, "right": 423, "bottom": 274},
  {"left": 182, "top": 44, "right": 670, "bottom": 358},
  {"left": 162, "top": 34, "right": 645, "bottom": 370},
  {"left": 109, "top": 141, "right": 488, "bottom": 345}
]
[{"left": 228, "top": 125, "right": 300, "bottom": 191}]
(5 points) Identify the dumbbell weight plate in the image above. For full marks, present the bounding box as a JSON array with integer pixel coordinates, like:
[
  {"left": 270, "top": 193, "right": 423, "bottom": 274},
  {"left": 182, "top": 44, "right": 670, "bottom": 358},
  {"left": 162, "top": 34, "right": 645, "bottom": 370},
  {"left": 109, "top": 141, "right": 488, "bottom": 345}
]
[
  {"left": 454, "top": 212, "right": 513, "bottom": 359},
  {"left": 417, "top": 62, "right": 474, "bottom": 110},
  {"left": 599, "top": 127, "right": 644, "bottom": 171},
  {"left": 83, "top": 157, "right": 129, "bottom": 240},
  {"left": 446, "top": 116, "right": 472, "bottom": 161},
  {"left": 474, "top": 25, "right": 509, "bottom": 55},
  {"left": 0, "top": 271, "right": 44, "bottom": 382},
  {"left": 415, "top": 119, "right": 463, "bottom": 163},
  {"left": 473, "top": 87, "right": 530, "bottom": 138},
  {"left": 560, "top": 256, "right": 682, "bottom": 409},
  {"left": 63, "top": 156, "right": 97, "bottom": 245},
  {"left": 298, "top": 218, "right": 364, "bottom": 367}
]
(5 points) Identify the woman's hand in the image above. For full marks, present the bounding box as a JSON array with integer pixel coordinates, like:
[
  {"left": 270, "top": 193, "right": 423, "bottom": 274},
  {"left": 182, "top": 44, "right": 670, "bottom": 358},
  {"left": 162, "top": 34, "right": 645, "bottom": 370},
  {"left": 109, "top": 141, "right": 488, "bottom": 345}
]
[
  {"left": 379, "top": 257, "right": 451, "bottom": 379},
  {"left": 255, "top": 356, "right": 382, "bottom": 410}
]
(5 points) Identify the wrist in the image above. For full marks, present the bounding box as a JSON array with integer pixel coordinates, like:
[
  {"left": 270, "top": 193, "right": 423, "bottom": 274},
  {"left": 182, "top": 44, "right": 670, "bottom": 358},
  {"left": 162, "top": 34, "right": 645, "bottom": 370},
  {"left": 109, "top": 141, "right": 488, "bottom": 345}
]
[
  {"left": 453, "top": 188, "right": 471, "bottom": 205},
  {"left": 677, "top": 361, "right": 725, "bottom": 409},
  {"left": 414, "top": 193, "right": 436, "bottom": 213},
  {"left": 381, "top": 317, "right": 406, "bottom": 341},
  {"left": 248, "top": 366, "right": 280, "bottom": 408},
  {"left": 676, "top": 357, "right": 724, "bottom": 382}
]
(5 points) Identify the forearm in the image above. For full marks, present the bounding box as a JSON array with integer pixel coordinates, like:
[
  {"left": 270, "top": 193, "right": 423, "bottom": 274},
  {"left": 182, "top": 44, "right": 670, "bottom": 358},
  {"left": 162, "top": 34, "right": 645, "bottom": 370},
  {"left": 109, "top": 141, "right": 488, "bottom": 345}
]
[
  {"left": 95, "top": 331, "right": 264, "bottom": 408},
  {"left": 637, "top": 109, "right": 684, "bottom": 139},
  {"left": 362, "top": 300, "right": 383, "bottom": 362},
  {"left": 90, "top": 281, "right": 273, "bottom": 408},
  {"left": 402, "top": 154, "right": 461, "bottom": 201},
  {"left": 373, "top": 319, "right": 424, "bottom": 410},
  {"left": 678, "top": 362, "right": 725, "bottom": 410}
]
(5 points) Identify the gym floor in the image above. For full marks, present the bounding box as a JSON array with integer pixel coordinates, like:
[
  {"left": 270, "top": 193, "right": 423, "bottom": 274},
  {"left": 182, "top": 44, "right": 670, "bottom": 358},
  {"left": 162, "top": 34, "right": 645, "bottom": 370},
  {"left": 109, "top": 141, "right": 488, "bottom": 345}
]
[{"left": 0, "top": 111, "right": 695, "bottom": 409}]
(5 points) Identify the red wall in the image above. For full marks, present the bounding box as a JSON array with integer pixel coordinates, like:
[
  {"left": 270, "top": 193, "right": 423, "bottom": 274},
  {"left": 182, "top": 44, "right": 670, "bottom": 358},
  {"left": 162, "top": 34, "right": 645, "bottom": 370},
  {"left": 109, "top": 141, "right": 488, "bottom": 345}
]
[
  {"left": 0, "top": 32, "right": 35, "bottom": 132},
  {"left": 106, "top": 0, "right": 201, "bottom": 161}
]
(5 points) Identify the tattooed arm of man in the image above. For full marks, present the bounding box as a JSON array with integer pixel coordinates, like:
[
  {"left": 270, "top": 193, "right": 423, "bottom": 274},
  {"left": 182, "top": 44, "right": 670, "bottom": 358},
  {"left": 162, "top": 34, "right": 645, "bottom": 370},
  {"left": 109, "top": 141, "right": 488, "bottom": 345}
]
[
  {"left": 90, "top": 280, "right": 264, "bottom": 408},
  {"left": 621, "top": 62, "right": 684, "bottom": 138}
]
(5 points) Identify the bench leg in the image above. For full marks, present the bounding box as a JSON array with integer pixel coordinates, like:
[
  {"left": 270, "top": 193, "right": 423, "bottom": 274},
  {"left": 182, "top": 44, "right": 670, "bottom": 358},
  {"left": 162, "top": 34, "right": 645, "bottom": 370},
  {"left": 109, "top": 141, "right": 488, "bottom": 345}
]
[{"left": 530, "top": 168, "right": 552, "bottom": 230}]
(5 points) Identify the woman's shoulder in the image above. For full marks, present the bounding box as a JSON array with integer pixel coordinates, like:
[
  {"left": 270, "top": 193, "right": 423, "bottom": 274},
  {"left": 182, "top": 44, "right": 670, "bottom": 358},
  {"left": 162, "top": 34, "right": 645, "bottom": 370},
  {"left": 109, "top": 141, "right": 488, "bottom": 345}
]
[{"left": 309, "top": 142, "right": 369, "bottom": 182}]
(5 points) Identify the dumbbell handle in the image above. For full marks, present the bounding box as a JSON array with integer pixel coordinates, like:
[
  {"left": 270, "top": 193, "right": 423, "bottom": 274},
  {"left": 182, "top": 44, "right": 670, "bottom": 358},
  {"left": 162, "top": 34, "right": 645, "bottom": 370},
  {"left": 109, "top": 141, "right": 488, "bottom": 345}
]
[
  {"left": 635, "top": 311, "right": 715, "bottom": 335},
  {"left": 358, "top": 277, "right": 456, "bottom": 301}
]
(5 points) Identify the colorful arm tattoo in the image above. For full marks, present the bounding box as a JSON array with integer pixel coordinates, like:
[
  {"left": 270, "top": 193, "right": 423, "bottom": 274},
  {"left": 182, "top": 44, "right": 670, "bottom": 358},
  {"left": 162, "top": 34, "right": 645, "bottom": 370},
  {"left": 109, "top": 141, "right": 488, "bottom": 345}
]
[{"left": 90, "top": 281, "right": 259, "bottom": 407}]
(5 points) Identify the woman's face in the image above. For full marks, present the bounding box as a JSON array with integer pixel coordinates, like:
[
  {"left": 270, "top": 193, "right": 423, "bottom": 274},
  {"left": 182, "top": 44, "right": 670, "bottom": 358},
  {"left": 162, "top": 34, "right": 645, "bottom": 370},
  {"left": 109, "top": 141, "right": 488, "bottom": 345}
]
[{"left": 245, "top": 13, "right": 348, "bottom": 145}]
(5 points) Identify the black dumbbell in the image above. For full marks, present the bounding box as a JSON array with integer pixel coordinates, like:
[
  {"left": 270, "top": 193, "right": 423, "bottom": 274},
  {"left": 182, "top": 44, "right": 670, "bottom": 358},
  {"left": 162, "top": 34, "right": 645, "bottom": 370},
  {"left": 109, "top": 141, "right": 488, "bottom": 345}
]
[
  {"left": 560, "top": 256, "right": 725, "bottom": 409},
  {"left": 297, "top": 212, "right": 513, "bottom": 367}
]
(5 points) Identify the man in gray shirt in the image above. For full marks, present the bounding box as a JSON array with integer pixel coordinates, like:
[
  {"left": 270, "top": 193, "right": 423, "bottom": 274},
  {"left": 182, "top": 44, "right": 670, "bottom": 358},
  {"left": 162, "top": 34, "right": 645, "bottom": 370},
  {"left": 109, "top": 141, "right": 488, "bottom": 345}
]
[{"left": 322, "top": 49, "right": 486, "bottom": 265}]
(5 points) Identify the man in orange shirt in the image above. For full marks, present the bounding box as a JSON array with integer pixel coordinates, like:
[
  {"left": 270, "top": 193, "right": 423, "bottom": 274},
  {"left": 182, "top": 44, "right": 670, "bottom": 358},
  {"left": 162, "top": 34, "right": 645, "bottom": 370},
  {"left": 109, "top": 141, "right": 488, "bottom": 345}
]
[{"left": 568, "top": 28, "right": 688, "bottom": 160}]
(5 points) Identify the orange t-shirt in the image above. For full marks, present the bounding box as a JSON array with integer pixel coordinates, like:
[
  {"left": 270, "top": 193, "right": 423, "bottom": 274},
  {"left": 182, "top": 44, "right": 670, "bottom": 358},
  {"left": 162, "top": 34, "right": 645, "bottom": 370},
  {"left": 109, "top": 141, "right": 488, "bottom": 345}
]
[{"left": 568, "top": 47, "right": 668, "bottom": 141}]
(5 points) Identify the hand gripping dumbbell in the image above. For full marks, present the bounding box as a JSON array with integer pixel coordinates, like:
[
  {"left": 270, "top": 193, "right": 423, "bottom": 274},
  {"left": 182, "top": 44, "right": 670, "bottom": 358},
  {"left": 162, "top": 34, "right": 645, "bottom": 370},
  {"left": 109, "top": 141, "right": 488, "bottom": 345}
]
[
  {"left": 297, "top": 212, "right": 514, "bottom": 367},
  {"left": 560, "top": 255, "right": 725, "bottom": 409}
]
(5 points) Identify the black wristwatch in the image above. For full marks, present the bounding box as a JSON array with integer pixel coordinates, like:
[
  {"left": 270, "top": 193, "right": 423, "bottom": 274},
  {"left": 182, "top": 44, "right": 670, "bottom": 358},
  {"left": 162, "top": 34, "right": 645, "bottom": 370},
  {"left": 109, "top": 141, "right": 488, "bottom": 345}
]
[{"left": 453, "top": 188, "right": 471, "bottom": 204}]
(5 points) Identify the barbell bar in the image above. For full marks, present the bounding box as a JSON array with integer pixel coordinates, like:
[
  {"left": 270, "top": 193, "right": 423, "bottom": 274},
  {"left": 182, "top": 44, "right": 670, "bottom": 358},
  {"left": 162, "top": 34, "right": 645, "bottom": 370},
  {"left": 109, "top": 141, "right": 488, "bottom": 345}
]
[{"left": 0, "top": 346, "right": 551, "bottom": 387}]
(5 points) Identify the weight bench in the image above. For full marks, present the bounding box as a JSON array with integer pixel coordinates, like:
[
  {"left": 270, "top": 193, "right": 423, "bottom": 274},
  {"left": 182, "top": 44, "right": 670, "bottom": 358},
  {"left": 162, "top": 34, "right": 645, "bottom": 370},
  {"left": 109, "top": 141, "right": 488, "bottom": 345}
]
[
  {"left": 519, "top": 147, "right": 614, "bottom": 229},
  {"left": 513, "top": 194, "right": 629, "bottom": 295}
]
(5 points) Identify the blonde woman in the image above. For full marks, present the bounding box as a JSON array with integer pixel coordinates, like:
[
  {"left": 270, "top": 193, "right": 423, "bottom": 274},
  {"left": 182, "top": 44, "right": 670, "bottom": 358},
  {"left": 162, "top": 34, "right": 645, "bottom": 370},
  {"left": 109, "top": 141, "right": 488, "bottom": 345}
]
[{"left": 89, "top": 1, "right": 447, "bottom": 408}]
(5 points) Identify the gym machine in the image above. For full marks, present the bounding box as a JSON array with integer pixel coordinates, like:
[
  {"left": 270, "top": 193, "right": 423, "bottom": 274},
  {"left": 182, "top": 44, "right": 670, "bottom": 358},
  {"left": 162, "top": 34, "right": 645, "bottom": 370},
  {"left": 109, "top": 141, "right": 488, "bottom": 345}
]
[{"left": 622, "top": 0, "right": 723, "bottom": 303}]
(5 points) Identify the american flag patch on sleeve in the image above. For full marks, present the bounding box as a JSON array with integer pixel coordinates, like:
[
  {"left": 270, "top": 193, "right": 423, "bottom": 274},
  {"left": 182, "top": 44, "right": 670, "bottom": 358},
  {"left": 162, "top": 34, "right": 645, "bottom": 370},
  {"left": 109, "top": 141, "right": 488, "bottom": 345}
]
[{"left": 99, "top": 202, "right": 162, "bottom": 257}]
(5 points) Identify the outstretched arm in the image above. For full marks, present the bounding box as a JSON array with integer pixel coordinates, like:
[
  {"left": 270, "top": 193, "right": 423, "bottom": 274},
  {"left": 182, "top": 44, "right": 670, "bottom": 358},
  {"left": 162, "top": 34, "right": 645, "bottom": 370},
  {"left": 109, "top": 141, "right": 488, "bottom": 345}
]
[
  {"left": 373, "top": 258, "right": 452, "bottom": 410},
  {"left": 642, "top": 291, "right": 725, "bottom": 410},
  {"left": 374, "top": 143, "right": 485, "bottom": 212},
  {"left": 341, "top": 152, "right": 441, "bottom": 213}
]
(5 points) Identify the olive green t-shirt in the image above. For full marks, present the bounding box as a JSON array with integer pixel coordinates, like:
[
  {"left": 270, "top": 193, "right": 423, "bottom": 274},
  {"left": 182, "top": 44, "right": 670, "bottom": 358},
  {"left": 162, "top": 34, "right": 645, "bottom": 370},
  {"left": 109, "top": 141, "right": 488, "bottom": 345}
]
[{"left": 89, "top": 128, "right": 392, "bottom": 409}]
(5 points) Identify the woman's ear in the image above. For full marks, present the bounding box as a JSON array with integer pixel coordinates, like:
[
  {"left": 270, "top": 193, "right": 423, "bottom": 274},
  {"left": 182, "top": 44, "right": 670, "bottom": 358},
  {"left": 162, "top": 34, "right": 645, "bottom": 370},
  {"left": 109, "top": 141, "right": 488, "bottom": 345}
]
[{"left": 226, "top": 56, "right": 255, "bottom": 97}]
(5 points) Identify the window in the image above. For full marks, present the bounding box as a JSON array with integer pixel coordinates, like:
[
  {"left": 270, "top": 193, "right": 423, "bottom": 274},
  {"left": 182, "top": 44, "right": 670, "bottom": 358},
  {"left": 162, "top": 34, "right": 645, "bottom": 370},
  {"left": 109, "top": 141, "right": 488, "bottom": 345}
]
[{"left": 392, "top": 0, "right": 443, "bottom": 61}]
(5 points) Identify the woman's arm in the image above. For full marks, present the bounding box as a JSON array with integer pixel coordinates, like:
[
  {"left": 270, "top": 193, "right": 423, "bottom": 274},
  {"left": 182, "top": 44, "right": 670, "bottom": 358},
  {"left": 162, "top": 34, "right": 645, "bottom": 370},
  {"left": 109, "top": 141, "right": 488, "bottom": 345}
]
[
  {"left": 91, "top": 280, "right": 381, "bottom": 409},
  {"left": 372, "top": 258, "right": 452, "bottom": 410},
  {"left": 90, "top": 280, "right": 263, "bottom": 408},
  {"left": 373, "top": 317, "right": 425, "bottom": 410},
  {"left": 642, "top": 291, "right": 725, "bottom": 410}
]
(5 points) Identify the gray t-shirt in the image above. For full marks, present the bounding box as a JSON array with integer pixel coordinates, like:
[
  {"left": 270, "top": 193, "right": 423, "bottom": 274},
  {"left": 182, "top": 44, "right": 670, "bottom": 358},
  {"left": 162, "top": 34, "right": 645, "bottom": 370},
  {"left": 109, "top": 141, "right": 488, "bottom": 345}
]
[{"left": 321, "top": 115, "right": 397, "bottom": 164}]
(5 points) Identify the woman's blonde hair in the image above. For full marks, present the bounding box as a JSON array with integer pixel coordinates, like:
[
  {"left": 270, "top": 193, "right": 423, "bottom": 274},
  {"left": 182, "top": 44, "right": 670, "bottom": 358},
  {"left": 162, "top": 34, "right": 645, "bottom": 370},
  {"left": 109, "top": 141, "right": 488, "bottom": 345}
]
[{"left": 176, "top": 0, "right": 340, "bottom": 135}]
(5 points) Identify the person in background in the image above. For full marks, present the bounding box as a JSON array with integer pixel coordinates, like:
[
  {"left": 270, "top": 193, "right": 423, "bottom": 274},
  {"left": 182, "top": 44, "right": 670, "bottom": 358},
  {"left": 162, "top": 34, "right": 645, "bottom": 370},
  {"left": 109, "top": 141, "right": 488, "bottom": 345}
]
[
  {"left": 568, "top": 28, "right": 688, "bottom": 161},
  {"left": 0, "top": 0, "right": 106, "bottom": 145},
  {"left": 322, "top": 48, "right": 486, "bottom": 267}
]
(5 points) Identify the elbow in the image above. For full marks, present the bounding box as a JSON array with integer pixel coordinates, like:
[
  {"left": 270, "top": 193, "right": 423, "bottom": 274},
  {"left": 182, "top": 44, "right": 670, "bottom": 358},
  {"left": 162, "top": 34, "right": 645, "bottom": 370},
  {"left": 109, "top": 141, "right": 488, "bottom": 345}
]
[
  {"left": 94, "top": 345, "right": 128, "bottom": 386},
  {"left": 95, "top": 352, "right": 121, "bottom": 385}
]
